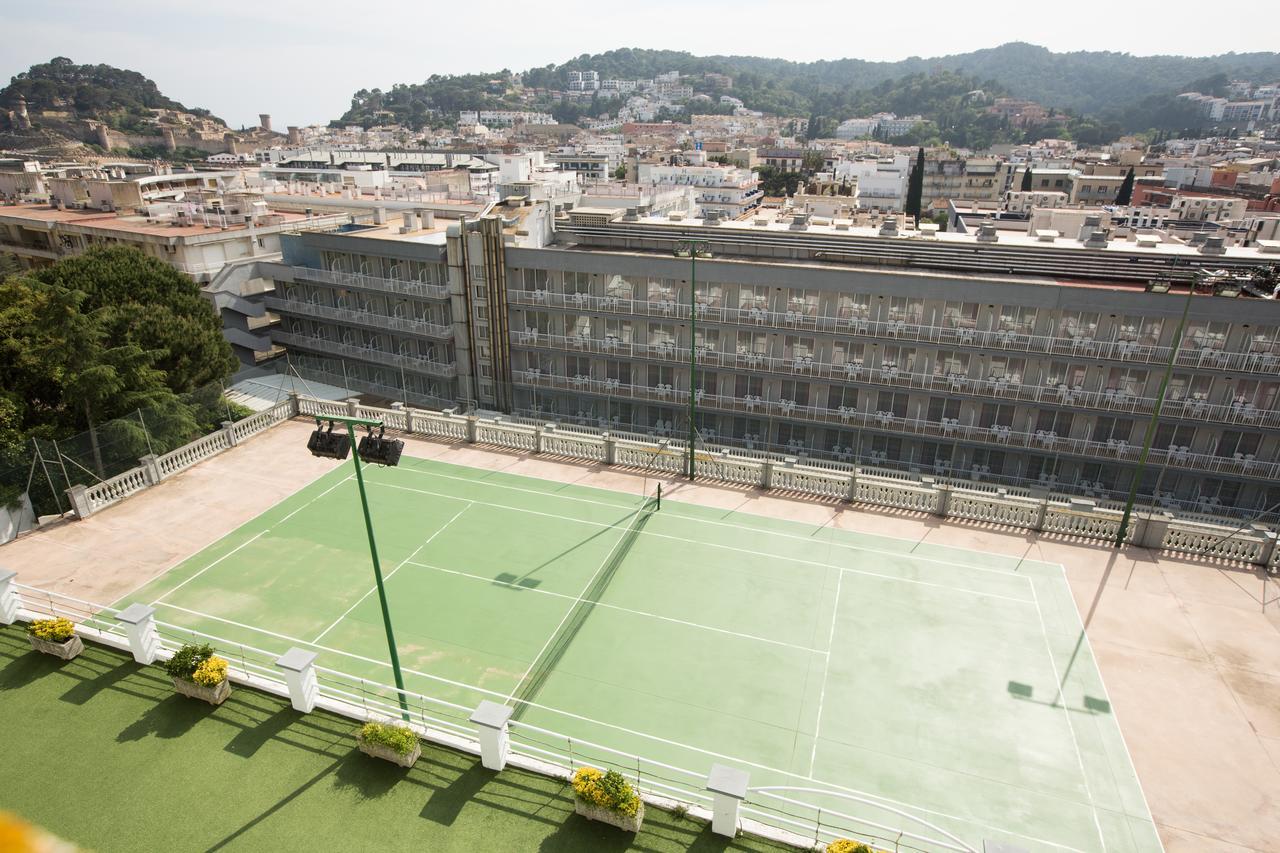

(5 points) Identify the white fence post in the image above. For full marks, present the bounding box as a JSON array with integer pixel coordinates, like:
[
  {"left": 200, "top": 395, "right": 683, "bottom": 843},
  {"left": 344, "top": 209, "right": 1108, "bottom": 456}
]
[
  {"left": 275, "top": 647, "right": 319, "bottom": 712},
  {"left": 707, "top": 763, "right": 748, "bottom": 837},
  {"left": 65, "top": 484, "right": 93, "bottom": 519},
  {"left": 405, "top": 408, "right": 417, "bottom": 434},
  {"left": 465, "top": 414, "right": 478, "bottom": 443},
  {"left": 221, "top": 420, "right": 238, "bottom": 448},
  {"left": 0, "top": 569, "right": 19, "bottom": 625},
  {"left": 760, "top": 460, "right": 774, "bottom": 490},
  {"left": 115, "top": 603, "right": 161, "bottom": 664},
  {"left": 535, "top": 423, "right": 549, "bottom": 454},
  {"left": 934, "top": 483, "right": 952, "bottom": 517},
  {"left": 470, "top": 700, "right": 514, "bottom": 771},
  {"left": 602, "top": 432, "right": 616, "bottom": 465},
  {"left": 1255, "top": 527, "right": 1277, "bottom": 568},
  {"left": 287, "top": 391, "right": 300, "bottom": 417},
  {"left": 1137, "top": 511, "right": 1174, "bottom": 550},
  {"left": 345, "top": 398, "right": 360, "bottom": 417}
]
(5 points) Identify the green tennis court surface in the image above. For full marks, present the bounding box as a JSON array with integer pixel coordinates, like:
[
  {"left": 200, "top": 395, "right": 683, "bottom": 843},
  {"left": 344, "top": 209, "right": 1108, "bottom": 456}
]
[{"left": 113, "top": 457, "right": 1160, "bottom": 852}]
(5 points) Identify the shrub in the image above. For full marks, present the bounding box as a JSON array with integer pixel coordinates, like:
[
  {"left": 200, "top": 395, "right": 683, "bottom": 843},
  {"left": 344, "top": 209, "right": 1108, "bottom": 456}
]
[
  {"left": 827, "top": 841, "right": 875, "bottom": 853},
  {"left": 28, "top": 617, "right": 75, "bottom": 643},
  {"left": 359, "top": 721, "right": 418, "bottom": 755},
  {"left": 191, "top": 656, "right": 228, "bottom": 686},
  {"left": 164, "top": 642, "right": 215, "bottom": 680},
  {"left": 572, "top": 766, "right": 641, "bottom": 818}
]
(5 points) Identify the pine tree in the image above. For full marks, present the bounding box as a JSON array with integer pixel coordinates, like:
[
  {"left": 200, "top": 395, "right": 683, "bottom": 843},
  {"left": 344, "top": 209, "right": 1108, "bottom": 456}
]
[
  {"left": 1020, "top": 166, "right": 1033, "bottom": 192},
  {"left": 905, "top": 147, "right": 925, "bottom": 223},
  {"left": 1115, "top": 166, "right": 1135, "bottom": 206}
]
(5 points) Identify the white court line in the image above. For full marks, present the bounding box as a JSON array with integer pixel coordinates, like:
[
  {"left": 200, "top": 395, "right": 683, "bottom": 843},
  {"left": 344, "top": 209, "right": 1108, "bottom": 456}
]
[
  {"left": 504, "top": 501, "right": 644, "bottom": 705},
  {"left": 808, "top": 569, "right": 843, "bottom": 776},
  {"left": 1030, "top": 581, "right": 1107, "bottom": 852},
  {"left": 371, "top": 479, "right": 1036, "bottom": 605},
  {"left": 403, "top": 559, "right": 825, "bottom": 654},
  {"left": 152, "top": 474, "right": 354, "bottom": 606},
  {"left": 143, "top": 597, "right": 1084, "bottom": 853},
  {"left": 386, "top": 461, "right": 1048, "bottom": 576},
  {"left": 311, "top": 501, "right": 473, "bottom": 644}
]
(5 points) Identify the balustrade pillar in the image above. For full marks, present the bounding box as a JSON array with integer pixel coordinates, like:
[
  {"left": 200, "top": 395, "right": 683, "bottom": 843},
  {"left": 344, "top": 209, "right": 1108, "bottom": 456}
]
[
  {"left": 115, "top": 603, "right": 161, "bottom": 665},
  {"left": 275, "top": 648, "right": 319, "bottom": 712},
  {"left": 470, "top": 700, "right": 514, "bottom": 771},
  {"left": 706, "top": 764, "right": 748, "bottom": 838},
  {"left": 0, "top": 570, "right": 19, "bottom": 625},
  {"left": 65, "top": 484, "right": 93, "bottom": 519}
]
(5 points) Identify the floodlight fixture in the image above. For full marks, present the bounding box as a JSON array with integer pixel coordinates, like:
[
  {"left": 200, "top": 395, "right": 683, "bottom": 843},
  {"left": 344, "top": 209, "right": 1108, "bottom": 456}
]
[
  {"left": 307, "top": 420, "right": 351, "bottom": 459},
  {"left": 357, "top": 425, "right": 404, "bottom": 467}
]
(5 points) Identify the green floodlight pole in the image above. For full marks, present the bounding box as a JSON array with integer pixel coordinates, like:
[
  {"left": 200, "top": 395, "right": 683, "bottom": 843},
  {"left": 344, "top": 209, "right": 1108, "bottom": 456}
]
[
  {"left": 316, "top": 414, "right": 410, "bottom": 720},
  {"left": 1114, "top": 275, "right": 1198, "bottom": 548},
  {"left": 674, "top": 239, "right": 711, "bottom": 479}
]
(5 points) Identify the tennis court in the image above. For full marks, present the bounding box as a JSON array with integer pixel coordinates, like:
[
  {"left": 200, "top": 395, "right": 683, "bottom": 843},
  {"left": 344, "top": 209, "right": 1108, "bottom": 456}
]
[{"left": 112, "top": 455, "right": 1161, "bottom": 852}]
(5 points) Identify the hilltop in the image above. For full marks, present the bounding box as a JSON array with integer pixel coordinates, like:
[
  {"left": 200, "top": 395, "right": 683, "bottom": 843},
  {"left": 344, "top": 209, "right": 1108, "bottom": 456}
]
[{"left": 0, "top": 57, "right": 260, "bottom": 160}]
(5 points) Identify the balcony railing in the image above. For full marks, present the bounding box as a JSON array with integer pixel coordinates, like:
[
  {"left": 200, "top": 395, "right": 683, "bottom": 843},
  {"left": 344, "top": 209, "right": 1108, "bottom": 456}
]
[
  {"left": 264, "top": 296, "right": 453, "bottom": 340},
  {"left": 291, "top": 265, "right": 449, "bottom": 300},
  {"left": 274, "top": 331, "right": 456, "bottom": 378},
  {"left": 507, "top": 290, "right": 1280, "bottom": 376},
  {"left": 512, "top": 370, "right": 1279, "bottom": 482},
  {"left": 508, "top": 330, "right": 1280, "bottom": 429}
]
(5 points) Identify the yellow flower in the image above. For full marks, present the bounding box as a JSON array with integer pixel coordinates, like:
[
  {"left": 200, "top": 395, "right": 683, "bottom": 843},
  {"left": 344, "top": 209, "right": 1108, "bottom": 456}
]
[
  {"left": 191, "top": 656, "right": 228, "bottom": 686},
  {"left": 28, "top": 618, "right": 75, "bottom": 643}
]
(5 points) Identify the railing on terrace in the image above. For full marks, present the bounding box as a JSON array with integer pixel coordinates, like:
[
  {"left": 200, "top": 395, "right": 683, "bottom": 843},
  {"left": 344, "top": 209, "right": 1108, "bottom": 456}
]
[
  {"left": 55, "top": 391, "right": 1280, "bottom": 570},
  {"left": 291, "top": 265, "right": 450, "bottom": 300},
  {"left": 264, "top": 296, "right": 454, "bottom": 340},
  {"left": 508, "top": 331, "right": 1280, "bottom": 428},
  {"left": 2, "top": 580, "right": 962, "bottom": 853},
  {"left": 273, "top": 332, "right": 457, "bottom": 378},
  {"left": 510, "top": 369, "right": 1279, "bottom": 482},
  {"left": 507, "top": 289, "right": 1280, "bottom": 376}
]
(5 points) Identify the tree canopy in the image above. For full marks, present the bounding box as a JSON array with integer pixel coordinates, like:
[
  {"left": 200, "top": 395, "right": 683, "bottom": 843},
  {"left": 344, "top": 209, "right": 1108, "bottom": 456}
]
[{"left": 0, "top": 247, "right": 238, "bottom": 504}]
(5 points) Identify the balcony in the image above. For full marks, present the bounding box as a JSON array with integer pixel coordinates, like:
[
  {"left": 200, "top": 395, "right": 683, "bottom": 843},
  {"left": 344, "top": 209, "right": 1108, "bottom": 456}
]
[
  {"left": 273, "top": 331, "right": 457, "bottom": 378},
  {"left": 291, "top": 266, "right": 449, "bottom": 300},
  {"left": 507, "top": 330, "right": 1280, "bottom": 429},
  {"left": 264, "top": 296, "right": 454, "bottom": 340},
  {"left": 507, "top": 289, "right": 1280, "bottom": 376},
  {"left": 512, "top": 370, "right": 1278, "bottom": 481}
]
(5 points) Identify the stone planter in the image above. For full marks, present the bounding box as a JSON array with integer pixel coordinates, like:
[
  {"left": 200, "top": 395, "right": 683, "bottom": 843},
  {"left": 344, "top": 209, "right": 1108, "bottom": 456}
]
[
  {"left": 356, "top": 731, "right": 421, "bottom": 768},
  {"left": 172, "top": 676, "right": 231, "bottom": 706},
  {"left": 28, "top": 633, "right": 84, "bottom": 660},
  {"left": 574, "top": 798, "right": 645, "bottom": 833}
]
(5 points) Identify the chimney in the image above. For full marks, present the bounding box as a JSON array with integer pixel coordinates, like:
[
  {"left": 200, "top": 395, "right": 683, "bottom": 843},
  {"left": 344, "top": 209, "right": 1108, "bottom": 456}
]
[
  {"left": 373, "top": 207, "right": 387, "bottom": 225},
  {"left": 401, "top": 211, "right": 419, "bottom": 233},
  {"left": 259, "top": 113, "right": 272, "bottom": 133},
  {"left": 1199, "top": 235, "right": 1226, "bottom": 255},
  {"left": 419, "top": 209, "right": 435, "bottom": 229},
  {"left": 976, "top": 219, "right": 999, "bottom": 243}
]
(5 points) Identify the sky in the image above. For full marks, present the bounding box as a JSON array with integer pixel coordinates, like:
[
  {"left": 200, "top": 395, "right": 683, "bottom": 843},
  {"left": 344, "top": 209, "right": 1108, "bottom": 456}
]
[{"left": 2, "top": 0, "right": 1274, "bottom": 129}]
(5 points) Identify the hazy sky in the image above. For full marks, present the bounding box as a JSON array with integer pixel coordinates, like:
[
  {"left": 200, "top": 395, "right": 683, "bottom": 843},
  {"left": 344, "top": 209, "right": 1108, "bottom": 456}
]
[{"left": 2, "top": 0, "right": 1272, "bottom": 129}]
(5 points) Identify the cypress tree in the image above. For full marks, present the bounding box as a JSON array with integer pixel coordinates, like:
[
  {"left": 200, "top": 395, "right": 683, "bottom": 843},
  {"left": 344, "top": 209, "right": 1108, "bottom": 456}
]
[
  {"left": 1020, "top": 165, "right": 1033, "bottom": 191},
  {"left": 905, "top": 147, "right": 925, "bottom": 223},
  {"left": 1115, "top": 166, "right": 1135, "bottom": 206}
]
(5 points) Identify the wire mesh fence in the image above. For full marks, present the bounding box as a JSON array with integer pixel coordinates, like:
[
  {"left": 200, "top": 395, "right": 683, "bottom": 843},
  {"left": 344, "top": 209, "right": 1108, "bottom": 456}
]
[{"left": 0, "top": 379, "right": 250, "bottom": 519}]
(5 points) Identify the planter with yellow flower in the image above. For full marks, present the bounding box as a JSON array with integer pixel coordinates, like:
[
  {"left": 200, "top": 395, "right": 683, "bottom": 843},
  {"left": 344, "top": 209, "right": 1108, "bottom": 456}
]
[
  {"left": 164, "top": 642, "right": 231, "bottom": 705},
  {"left": 26, "top": 617, "right": 83, "bottom": 660},
  {"left": 571, "top": 766, "right": 644, "bottom": 832}
]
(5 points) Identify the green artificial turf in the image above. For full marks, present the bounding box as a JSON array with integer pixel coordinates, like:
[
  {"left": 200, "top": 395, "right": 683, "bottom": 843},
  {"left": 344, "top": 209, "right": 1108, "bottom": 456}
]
[{"left": 0, "top": 625, "right": 786, "bottom": 852}]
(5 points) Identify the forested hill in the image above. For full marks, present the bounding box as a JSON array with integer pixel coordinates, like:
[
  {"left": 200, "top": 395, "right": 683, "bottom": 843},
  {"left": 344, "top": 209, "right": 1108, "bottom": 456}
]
[
  {"left": 1, "top": 57, "right": 223, "bottom": 132},
  {"left": 338, "top": 43, "right": 1280, "bottom": 136},
  {"left": 540, "top": 43, "right": 1280, "bottom": 116}
]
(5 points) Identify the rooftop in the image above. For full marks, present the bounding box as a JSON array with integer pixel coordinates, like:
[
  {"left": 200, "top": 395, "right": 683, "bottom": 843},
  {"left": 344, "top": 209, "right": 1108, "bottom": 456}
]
[
  {"left": 0, "top": 202, "right": 323, "bottom": 239},
  {"left": 3, "top": 416, "right": 1278, "bottom": 851}
]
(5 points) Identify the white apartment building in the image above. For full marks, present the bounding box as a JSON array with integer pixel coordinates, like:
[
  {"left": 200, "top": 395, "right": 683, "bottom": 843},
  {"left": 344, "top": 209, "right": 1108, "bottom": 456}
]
[
  {"left": 833, "top": 156, "right": 909, "bottom": 211},
  {"left": 1170, "top": 195, "right": 1249, "bottom": 222},
  {"left": 567, "top": 70, "right": 600, "bottom": 92},
  {"left": 636, "top": 163, "right": 762, "bottom": 219},
  {"left": 458, "top": 110, "right": 555, "bottom": 127}
]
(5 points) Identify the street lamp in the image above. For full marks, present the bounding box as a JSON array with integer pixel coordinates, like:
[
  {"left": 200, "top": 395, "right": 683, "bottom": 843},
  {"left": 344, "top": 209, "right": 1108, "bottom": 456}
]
[
  {"left": 307, "top": 415, "right": 410, "bottom": 720},
  {"left": 674, "top": 240, "right": 711, "bottom": 479}
]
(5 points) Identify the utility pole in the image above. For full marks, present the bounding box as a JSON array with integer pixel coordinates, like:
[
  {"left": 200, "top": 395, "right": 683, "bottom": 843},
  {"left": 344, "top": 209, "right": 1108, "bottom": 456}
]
[
  {"left": 674, "top": 240, "right": 710, "bottom": 479},
  {"left": 1115, "top": 276, "right": 1198, "bottom": 547}
]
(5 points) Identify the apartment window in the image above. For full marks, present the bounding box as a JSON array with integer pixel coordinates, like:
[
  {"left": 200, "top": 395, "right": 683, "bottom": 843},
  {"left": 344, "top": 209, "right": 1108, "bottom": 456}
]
[
  {"left": 734, "top": 376, "right": 763, "bottom": 398},
  {"left": 1092, "top": 417, "right": 1134, "bottom": 443},
  {"left": 605, "top": 274, "right": 634, "bottom": 300},
  {"left": 876, "top": 391, "right": 908, "bottom": 417},
  {"left": 942, "top": 301, "right": 979, "bottom": 329},
  {"left": 470, "top": 264, "right": 485, "bottom": 282},
  {"left": 566, "top": 356, "right": 591, "bottom": 377},
  {"left": 1057, "top": 311, "right": 1100, "bottom": 339},
  {"left": 936, "top": 351, "right": 969, "bottom": 376},
  {"left": 787, "top": 289, "right": 819, "bottom": 316},
  {"left": 978, "top": 404, "right": 1014, "bottom": 428},
  {"left": 696, "top": 283, "right": 723, "bottom": 308},
  {"left": 832, "top": 340, "right": 866, "bottom": 365},
  {"left": 605, "top": 319, "right": 633, "bottom": 343},
  {"left": 1154, "top": 424, "right": 1195, "bottom": 449},
  {"left": 828, "top": 385, "right": 859, "bottom": 409},
  {"left": 738, "top": 284, "right": 769, "bottom": 311},
  {"left": 927, "top": 397, "right": 961, "bottom": 422},
  {"left": 1035, "top": 410, "right": 1073, "bottom": 435},
  {"left": 648, "top": 278, "right": 676, "bottom": 303},
  {"left": 736, "top": 330, "right": 767, "bottom": 355},
  {"left": 562, "top": 270, "right": 591, "bottom": 295},
  {"left": 779, "top": 381, "right": 811, "bottom": 406},
  {"left": 836, "top": 293, "right": 872, "bottom": 319},
  {"left": 1216, "top": 431, "right": 1261, "bottom": 458},
  {"left": 887, "top": 296, "right": 922, "bottom": 324},
  {"left": 784, "top": 336, "right": 815, "bottom": 359}
]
